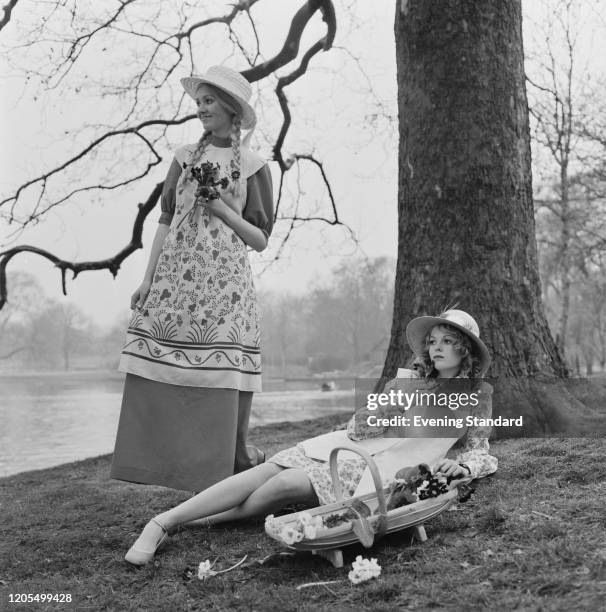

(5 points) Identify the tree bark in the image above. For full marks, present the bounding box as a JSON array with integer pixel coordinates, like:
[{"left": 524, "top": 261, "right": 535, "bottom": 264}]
[
  {"left": 557, "top": 159, "right": 571, "bottom": 357},
  {"left": 383, "top": 0, "right": 603, "bottom": 433}
]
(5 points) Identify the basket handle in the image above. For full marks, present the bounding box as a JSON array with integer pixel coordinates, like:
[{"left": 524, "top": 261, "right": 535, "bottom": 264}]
[{"left": 328, "top": 445, "right": 388, "bottom": 538}]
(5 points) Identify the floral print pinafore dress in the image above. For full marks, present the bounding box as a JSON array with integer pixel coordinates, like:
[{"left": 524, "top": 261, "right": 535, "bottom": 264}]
[{"left": 119, "top": 143, "right": 266, "bottom": 392}]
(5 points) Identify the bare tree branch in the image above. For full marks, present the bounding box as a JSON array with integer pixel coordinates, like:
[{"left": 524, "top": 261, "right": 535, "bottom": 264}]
[
  {"left": 1, "top": 115, "right": 188, "bottom": 222},
  {"left": 176, "top": 0, "right": 261, "bottom": 41},
  {"left": 244, "top": 0, "right": 336, "bottom": 81},
  {"left": 0, "top": 0, "right": 19, "bottom": 32},
  {"left": 0, "top": 183, "right": 163, "bottom": 309}
]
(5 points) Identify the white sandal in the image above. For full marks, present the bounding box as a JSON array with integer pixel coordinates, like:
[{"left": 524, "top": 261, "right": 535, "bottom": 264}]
[{"left": 125, "top": 517, "right": 169, "bottom": 566}]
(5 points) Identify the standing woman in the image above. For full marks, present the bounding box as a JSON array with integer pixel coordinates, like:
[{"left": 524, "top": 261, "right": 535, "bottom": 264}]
[{"left": 111, "top": 66, "right": 273, "bottom": 491}]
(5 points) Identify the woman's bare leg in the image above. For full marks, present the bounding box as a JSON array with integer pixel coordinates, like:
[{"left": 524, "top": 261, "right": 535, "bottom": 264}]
[
  {"left": 188, "top": 468, "right": 318, "bottom": 526},
  {"left": 126, "top": 465, "right": 316, "bottom": 564},
  {"left": 156, "top": 462, "right": 283, "bottom": 529}
]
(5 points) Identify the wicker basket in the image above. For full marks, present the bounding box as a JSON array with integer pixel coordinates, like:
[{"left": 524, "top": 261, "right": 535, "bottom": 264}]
[{"left": 265, "top": 444, "right": 467, "bottom": 564}]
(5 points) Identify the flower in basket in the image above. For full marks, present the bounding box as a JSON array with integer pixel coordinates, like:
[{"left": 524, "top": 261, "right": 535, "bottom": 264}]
[
  {"left": 264, "top": 515, "right": 303, "bottom": 545},
  {"left": 295, "top": 512, "right": 323, "bottom": 540},
  {"left": 264, "top": 512, "right": 322, "bottom": 545},
  {"left": 283, "top": 525, "right": 305, "bottom": 545},
  {"left": 264, "top": 514, "right": 281, "bottom": 538},
  {"left": 348, "top": 555, "right": 381, "bottom": 584}
]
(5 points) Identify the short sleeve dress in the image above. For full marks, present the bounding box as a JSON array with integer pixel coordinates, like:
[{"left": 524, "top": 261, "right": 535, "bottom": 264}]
[{"left": 110, "top": 134, "right": 273, "bottom": 491}]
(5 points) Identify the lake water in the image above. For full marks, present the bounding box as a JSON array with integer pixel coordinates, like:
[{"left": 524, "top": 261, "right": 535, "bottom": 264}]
[{"left": 0, "top": 372, "right": 356, "bottom": 478}]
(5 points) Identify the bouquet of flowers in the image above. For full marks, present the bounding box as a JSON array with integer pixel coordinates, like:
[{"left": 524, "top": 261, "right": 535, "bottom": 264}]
[
  {"left": 186, "top": 161, "right": 229, "bottom": 201},
  {"left": 385, "top": 463, "right": 475, "bottom": 510},
  {"left": 384, "top": 463, "right": 448, "bottom": 510},
  {"left": 177, "top": 161, "right": 232, "bottom": 228}
]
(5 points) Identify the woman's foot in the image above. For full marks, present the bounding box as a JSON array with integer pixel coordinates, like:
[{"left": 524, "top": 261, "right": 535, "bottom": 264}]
[
  {"left": 125, "top": 517, "right": 168, "bottom": 566},
  {"left": 234, "top": 445, "right": 265, "bottom": 473},
  {"left": 250, "top": 445, "right": 266, "bottom": 467}
]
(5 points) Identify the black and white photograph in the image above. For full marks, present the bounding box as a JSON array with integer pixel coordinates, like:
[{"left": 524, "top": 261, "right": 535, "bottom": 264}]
[{"left": 1, "top": 0, "right": 605, "bottom": 610}]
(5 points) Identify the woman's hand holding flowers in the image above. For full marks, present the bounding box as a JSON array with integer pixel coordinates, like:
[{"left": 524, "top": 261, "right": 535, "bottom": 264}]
[
  {"left": 197, "top": 186, "right": 244, "bottom": 219},
  {"left": 434, "top": 458, "right": 470, "bottom": 478},
  {"left": 200, "top": 199, "right": 230, "bottom": 218},
  {"left": 217, "top": 181, "right": 245, "bottom": 215},
  {"left": 195, "top": 186, "right": 232, "bottom": 219}
]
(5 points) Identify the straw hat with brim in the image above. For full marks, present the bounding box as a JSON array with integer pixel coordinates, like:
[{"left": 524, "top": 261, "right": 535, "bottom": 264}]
[
  {"left": 181, "top": 65, "right": 256, "bottom": 130},
  {"left": 405, "top": 309, "right": 491, "bottom": 376}
]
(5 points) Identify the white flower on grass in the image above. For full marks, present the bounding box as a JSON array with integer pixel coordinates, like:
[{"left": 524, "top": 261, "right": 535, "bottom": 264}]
[
  {"left": 197, "top": 555, "right": 248, "bottom": 581},
  {"left": 197, "top": 560, "right": 217, "bottom": 581},
  {"left": 348, "top": 555, "right": 381, "bottom": 584}
]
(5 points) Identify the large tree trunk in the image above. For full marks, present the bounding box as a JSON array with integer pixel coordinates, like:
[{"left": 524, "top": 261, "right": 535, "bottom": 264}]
[{"left": 383, "top": 0, "right": 603, "bottom": 434}]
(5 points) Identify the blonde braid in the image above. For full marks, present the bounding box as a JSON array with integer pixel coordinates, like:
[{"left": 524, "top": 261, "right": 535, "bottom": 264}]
[
  {"left": 184, "top": 130, "right": 211, "bottom": 183},
  {"left": 230, "top": 116, "right": 242, "bottom": 196}
]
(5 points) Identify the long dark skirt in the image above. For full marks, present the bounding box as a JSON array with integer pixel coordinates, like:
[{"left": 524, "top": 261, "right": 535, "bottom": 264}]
[{"left": 110, "top": 374, "right": 250, "bottom": 491}]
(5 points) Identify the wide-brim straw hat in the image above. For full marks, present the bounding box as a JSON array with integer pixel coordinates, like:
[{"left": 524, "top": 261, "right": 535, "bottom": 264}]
[
  {"left": 181, "top": 66, "right": 256, "bottom": 130},
  {"left": 405, "top": 309, "right": 491, "bottom": 376}
]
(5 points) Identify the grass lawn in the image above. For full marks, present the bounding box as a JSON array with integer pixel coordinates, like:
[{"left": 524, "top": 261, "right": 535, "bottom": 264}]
[{"left": 1, "top": 414, "right": 605, "bottom": 611}]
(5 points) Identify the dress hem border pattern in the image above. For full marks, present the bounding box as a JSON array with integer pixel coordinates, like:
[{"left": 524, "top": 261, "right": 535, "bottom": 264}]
[{"left": 118, "top": 350, "right": 262, "bottom": 392}]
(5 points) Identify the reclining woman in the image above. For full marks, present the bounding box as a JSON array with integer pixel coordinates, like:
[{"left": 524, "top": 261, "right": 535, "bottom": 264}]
[{"left": 125, "top": 309, "right": 498, "bottom": 565}]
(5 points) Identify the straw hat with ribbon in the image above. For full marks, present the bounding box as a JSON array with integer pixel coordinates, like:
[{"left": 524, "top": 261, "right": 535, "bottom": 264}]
[
  {"left": 405, "top": 309, "right": 491, "bottom": 375},
  {"left": 181, "top": 66, "right": 256, "bottom": 131}
]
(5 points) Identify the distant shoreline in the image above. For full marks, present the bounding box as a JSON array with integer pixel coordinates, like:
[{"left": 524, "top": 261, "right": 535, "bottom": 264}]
[
  {"left": 0, "top": 369, "right": 124, "bottom": 379},
  {"left": 0, "top": 369, "right": 364, "bottom": 384}
]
